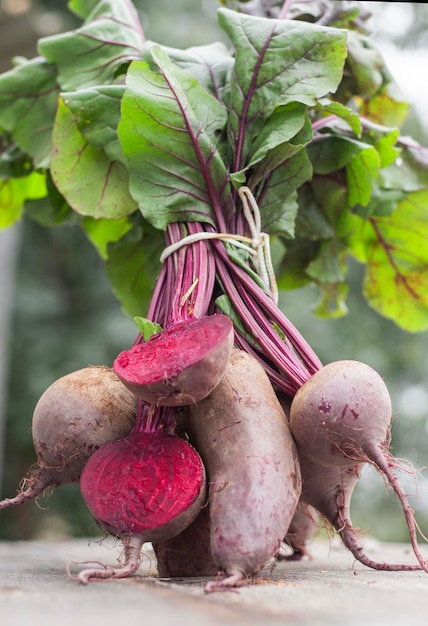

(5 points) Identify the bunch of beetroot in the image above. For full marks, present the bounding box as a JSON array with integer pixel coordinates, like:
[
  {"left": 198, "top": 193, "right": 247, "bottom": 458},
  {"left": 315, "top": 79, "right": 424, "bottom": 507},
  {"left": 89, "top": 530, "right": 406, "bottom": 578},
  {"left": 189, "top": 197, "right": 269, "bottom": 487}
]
[
  {"left": 1, "top": 0, "right": 428, "bottom": 597},
  {"left": 2, "top": 215, "right": 428, "bottom": 591}
]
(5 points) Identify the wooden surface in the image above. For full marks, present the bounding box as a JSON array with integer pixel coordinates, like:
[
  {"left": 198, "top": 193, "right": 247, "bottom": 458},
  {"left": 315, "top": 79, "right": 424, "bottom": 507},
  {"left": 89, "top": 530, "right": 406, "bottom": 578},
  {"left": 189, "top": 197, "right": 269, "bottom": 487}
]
[{"left": 1, "top": 537, "right": 428, "bottom": 626}]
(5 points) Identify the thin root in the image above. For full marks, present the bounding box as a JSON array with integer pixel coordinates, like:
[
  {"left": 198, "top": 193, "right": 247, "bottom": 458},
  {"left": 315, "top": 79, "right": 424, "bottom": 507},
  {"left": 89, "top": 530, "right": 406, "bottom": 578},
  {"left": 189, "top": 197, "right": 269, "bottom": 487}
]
[
  {"left": 204, "top": 570, "right": 248, "bottom": 593},
  {"left": 67, "top": 535, "right": 144, "bottom": 584},
  {"left": 0, "top": 471, "right": 54, "bottom": 510},
  {"left": 67, "top": 558, "right": 141, "bottom": 584}
]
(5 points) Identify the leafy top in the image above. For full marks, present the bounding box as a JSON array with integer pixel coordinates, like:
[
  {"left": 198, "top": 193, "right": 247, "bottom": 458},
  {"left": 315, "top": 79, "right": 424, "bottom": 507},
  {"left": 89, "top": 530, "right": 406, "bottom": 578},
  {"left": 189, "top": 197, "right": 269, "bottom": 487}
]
[{"left": 0, "top": 0, "right": 427, "bottom": 332}]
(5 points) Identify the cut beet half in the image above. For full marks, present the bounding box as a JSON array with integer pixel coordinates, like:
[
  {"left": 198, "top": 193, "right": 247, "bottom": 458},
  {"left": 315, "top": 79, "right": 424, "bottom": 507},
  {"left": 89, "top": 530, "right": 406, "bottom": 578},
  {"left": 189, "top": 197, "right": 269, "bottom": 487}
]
[
  {"left": 113, "top": 314, "right": 234, "bottom": 406},
  {"left": 80, "top": 431, "right": 206, "bottom": 542}
]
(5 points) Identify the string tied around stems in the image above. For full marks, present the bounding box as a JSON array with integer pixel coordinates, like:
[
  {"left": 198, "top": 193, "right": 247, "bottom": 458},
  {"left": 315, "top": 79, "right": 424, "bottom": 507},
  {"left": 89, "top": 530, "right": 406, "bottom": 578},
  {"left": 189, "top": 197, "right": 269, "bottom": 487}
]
[{"left": 159, "top": 186, "right": 278, "bottom": 304}]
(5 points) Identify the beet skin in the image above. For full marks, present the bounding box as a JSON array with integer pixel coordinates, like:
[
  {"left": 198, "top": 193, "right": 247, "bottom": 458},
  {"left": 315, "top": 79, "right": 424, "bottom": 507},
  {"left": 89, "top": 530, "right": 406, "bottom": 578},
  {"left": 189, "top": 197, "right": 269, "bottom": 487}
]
[
  {"left": 0, "top": 366, "right": 136, "bottom": 510},
  {"left": 187, "top": 348, "right": 302, "bottom": 591}
]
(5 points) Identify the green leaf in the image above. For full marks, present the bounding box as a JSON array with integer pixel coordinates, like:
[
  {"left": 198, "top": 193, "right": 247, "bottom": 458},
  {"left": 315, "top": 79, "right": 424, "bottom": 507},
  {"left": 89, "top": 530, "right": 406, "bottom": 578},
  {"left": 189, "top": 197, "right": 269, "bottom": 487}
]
[
  {"left": 145, "top": 41, "right": 234, "bottom": 100},
  {"left": 39, "top": 0, "right": 145, "bottom": 90},
  {"left": 345, "top": 31, "right": 384, "bottom": 99},
  {"left": 248, "top": 113, "right": 312, "bottom": 186},
  {"left": 308, "top": 136, "right": 366, "bottom": 175},
  {"left": 0, "top": 141, "right": 33, "bottom": 178},
  {"left": 360, "top": 92, "right": 409, "bottom": 129},
  {"left": 309, "top": 122, "right": 399, "bottom": 208},
  {"left": 306, "top": 238, "right": 348, "bottom": 283},
  {"left": 312, "top": 280, "right": 350, "bottom": 318},
  {"left": 261, "top": 190, "right": 298, "bottom": 238},
  {"left": 309, "top": 130, "right": 387, "bottom": 209},
  {"left": 0, "top": 57, "right": 59, "bottom": 168},
  {"left": 255, "top": 149, "right": 313, "bottom": 236},
  {"left": 133, "top": 317, "right": 163, "bottom": 340},
  {"left": 374, "top": 128, "right": 400, "bottom": 168},
  {"left": 276, "top": 238, "right": 319, "bottom": 290},
  {"left": 24, "top": 196, "right": 75, "bottom": 227},
  {"left": 360, "top": 191, "right": 428, "bottom": 332},
  {"left": 229, "top": 171, "right": 246, "bottom": 188},
  {"left": 118, "top": 49, "right": 230, "bottom": 230},
  {"left": 314, "top": 98, "right": 362, "bottom": 137},
  {"left": 24, "top": 171, "right": 75, "bottom": 226},
  {"left": 243, "top": 103, "right": 309, "bottom": 172},
  {"left": 346, "top": 144, "right": 381, "bottom": 207},
  {"left": 105, "top": 224, "right": 163, "bottom": 317},
  {"left": 51, "top": 98, "right": 138, "bottom": 219},
  {"left": 310, "top": 175, "right": 359, "bottom": 237},
  {"left": 82, "top": 215, "right": 133, "bottom": 259},
  {"left": 353, "top": 186, "right": 407, "bottom": 220},
  {"left": 380, "top": 143, "right": 428, "bottom": 192},
  {"left": 68, "top": 0, "right": 99, "bottom": 19},
  {"left": 63, "top": 85, "right": 125, "bottom": 162},
  {"left": 351, "top": 118, "right": 400, "bottom": 169},
  {"left": 0, "top": 171, "right": 47, "bottom": 228},
  {"left": 218, "top": 8, "right": 347, "bottom": 168},
  {"left": 295, "top": 184, "right": 335, "bottom": 240}
]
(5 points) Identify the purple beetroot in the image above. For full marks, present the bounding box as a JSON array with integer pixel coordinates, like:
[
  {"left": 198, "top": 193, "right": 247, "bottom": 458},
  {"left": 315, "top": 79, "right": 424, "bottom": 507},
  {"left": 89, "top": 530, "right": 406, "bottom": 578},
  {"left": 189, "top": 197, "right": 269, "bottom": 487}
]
[
  {"left": 290, "top": 359, "right": 428, "bottom": 572},
  {"left": 186, "top": 348, "right": 302, "bottom": 591},
  {"left": 0, "top": 366, "right": 136, "bottom": 510}
]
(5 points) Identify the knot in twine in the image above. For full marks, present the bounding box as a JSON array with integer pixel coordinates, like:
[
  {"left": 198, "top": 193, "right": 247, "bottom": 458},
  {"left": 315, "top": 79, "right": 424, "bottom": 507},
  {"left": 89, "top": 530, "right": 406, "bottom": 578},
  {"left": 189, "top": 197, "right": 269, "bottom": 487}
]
[{"left": 159, "top": 187, "right": 278, "bottom": 304}]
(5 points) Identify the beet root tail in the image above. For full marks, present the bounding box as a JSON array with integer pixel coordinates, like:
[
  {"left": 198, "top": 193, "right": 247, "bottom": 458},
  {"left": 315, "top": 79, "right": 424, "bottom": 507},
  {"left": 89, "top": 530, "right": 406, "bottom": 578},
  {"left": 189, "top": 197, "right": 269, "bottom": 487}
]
[
  {"left": 67, "top": 536, "right": 144, "bottom": 584},
  {"left": 204, "top": 569, "right": 248, "bottom": 593},
  {"left": 339, "top": 524, "right": 424, "bottom": 572},
  {"left": 372, "top": 451, "right": 428, "bottom": 574},
  {"left": 0, "top": 471, "right": 54, "bottom": 510}
]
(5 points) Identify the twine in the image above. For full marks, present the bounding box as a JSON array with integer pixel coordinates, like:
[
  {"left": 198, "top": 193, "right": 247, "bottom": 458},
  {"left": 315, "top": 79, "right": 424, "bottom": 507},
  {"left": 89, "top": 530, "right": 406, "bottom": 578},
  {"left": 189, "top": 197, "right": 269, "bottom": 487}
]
[{"left": 159, "top": 186, "right": 279, "bottom": 303}]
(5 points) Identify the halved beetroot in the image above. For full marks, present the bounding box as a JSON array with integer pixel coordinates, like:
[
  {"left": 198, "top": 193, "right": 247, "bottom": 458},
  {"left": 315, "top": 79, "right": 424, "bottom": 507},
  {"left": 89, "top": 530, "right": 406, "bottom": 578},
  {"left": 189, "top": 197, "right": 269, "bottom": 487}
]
[
  {"left": 80, "top": 431, "right": 206, "bottom": 542},
  {"left": 113, "top": 314, "right": 234, "bottom": 406}
]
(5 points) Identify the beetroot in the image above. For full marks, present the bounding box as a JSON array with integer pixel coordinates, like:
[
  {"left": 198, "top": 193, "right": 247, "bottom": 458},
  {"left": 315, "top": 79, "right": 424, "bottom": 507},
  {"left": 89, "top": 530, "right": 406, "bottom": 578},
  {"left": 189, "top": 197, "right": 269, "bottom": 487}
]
[
  {"left": 297, "top": 453, "right": 427, "bottom": 571},
  {"left": 153, "top": 505, "right": 217, "bottom": 578},
  {"left": 290, "top": 360, "right": 428, "bottom": 572},
  {"left": 113, "top": 314, "right": 234, "bottom": 406},
  {"left": 71, "top": 425, "right": 207, "bottom": 583},
  {"left": 186, "top": 348, "right": 302, "bottom": 591},
  {"left": 290, "top": 360, "right": 392, "bottom": 468},
  {"left": 0, "top": 366, "right": 136, "bottom": 510},
  {"left": 281, "top": 503, "right": 319, "bottom": 561},
  {"left": 80, "top": 431, "right": 206, "bottom": 538}
]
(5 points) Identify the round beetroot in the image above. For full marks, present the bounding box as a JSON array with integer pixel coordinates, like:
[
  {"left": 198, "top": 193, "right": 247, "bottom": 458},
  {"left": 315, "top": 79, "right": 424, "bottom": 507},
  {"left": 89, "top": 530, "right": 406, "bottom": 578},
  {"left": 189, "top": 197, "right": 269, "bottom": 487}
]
[
  {"left": 32, "top": 366, "right": 136, "bottom": 482},
  {"left": 289, "top": 360, "right": 428, "bottom": 573},
  {"left": 113, "top": 314, "right": 234, "bottom": 406},
  {"left": 290, "top": 359, "right": 392, "bottom": 468},
  {"left": 0, "top": 366, "right": 136, "bottom": 510},
  {"left": 80, "top": 431, "right": 206, "bottom": 542}
]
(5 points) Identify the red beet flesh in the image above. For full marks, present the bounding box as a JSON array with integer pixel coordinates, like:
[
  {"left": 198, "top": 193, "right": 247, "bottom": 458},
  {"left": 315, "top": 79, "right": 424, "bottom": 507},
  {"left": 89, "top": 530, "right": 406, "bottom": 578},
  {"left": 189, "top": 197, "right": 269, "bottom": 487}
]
[
  {"left": 113, "top": 314, "right": 234, "bottom": 406},
  {"left": 80, "top": 431, "right": 206, "bottom": 541}
]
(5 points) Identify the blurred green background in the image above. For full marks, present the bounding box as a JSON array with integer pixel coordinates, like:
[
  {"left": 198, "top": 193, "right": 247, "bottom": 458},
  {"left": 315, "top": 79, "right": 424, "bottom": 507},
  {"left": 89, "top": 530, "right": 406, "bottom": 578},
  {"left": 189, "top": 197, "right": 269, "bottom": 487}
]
[{"left": 0, "top": 0, "right": 427, "bottom": 543}]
